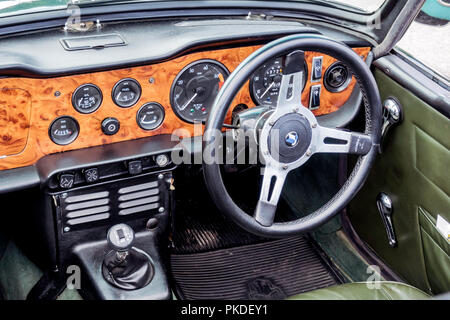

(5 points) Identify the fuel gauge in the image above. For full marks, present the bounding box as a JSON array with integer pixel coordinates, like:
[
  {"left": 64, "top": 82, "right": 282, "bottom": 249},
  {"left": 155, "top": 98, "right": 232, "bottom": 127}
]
[
  {"left": 49, "top": 116, "right": 79, "bottom": 145},
  {"left": 112, "top": 78, "right": 142, "bottom": 108}
]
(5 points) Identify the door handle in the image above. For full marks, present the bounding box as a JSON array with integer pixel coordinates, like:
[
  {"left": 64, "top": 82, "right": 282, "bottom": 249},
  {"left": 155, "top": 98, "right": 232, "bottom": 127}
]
[
  {"left": 376, "top": 192, "right": 397, "bottom": 247},
  {"left": 380, "top": 98, "right": 403, "bottom": 152}
]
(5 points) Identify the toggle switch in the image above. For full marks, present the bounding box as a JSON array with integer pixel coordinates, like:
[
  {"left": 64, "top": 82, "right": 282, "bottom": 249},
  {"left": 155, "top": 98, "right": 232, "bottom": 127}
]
[
  {"left": 311, "top": 56, "right": 323, "bottom": 82},
  {"left": 309, "top": 84, "right": 321, "bottom": 110}
]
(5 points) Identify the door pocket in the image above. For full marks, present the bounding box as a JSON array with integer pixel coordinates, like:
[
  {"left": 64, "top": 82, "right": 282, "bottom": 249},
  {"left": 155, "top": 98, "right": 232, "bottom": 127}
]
[{"left": 418, "top": 206, "right": 450, "bottom": 294}]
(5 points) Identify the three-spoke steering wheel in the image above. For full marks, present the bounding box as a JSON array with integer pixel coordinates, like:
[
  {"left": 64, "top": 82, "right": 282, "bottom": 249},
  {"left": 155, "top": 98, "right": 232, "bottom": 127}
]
[{"left": 203, "top": 34, "right": 382, "bottom": 238}]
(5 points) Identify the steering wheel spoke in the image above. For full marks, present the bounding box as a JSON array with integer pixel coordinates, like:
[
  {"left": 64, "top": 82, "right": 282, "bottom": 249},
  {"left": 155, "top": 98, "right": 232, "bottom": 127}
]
[
  {"left": 314, "top": 126, "right": 372, "bottom": 155},
  {"left": 276, "top": 70, "right": 304, "bottom": 113},
  {"left": 254, "top": 165, "right": 288, "bottom": 227}
]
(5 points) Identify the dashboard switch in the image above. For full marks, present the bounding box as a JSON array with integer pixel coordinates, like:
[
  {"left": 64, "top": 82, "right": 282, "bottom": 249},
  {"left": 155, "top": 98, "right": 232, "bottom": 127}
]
[
  {"left": 128, "top": 160, "right": 143, "bottom": 175},
  {"left": 311, "top": 56, "right": 323, "bottom": 82},
  {"left": 101, "top": 117, "right": 120, "bottom": 135},
  {"left": 309, "top": 84, "right": 321, "bottom": 110},
  {"left": 155, "top": 154, "right": 169, "bottom": 167},
  {"left": 84, "top": 168, "right": 99, "bottom": 183},
  {"left": 59, "top": 173, "right": 75, "bottom": 189}
]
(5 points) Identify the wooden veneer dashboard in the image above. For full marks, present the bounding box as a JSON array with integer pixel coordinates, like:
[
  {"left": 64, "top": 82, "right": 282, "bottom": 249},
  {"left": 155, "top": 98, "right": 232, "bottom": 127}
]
[{"left": 0, "top": 45, "right": 370, "bottom": 171}]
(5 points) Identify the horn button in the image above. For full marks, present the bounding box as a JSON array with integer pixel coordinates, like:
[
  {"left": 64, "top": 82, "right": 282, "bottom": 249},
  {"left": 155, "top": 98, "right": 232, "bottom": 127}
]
[{"left": 267, "top": 113, "right": 312, "bottom": 164}]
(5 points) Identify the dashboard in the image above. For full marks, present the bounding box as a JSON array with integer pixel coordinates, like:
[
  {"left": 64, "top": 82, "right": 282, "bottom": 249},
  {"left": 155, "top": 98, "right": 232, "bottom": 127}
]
[{"left": 0, "top": 44, "right": 370, "bottom": 171}]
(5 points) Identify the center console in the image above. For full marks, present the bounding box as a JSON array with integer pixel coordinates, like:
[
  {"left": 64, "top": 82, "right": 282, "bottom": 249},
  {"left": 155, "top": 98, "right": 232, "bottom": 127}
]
[{"left": 32, "top": 134, "right": 181, "bottom": 299}]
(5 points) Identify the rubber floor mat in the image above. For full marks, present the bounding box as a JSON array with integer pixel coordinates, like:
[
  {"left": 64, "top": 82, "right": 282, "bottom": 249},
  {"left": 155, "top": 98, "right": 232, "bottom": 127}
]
[
  {"left": 172, "top": 206, "right": 270, "bottom": 254},
  {"left": 172, "top": 168, "right": 272, "bottom": 254},
  {"left": 171, "top": 236, "right": 340, "bottom": 300}
]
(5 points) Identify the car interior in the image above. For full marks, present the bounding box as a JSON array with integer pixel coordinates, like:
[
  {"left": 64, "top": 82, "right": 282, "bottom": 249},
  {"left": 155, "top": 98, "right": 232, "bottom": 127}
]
[{"left": 0, "top": 0, "right": 448, "bottom": 301}]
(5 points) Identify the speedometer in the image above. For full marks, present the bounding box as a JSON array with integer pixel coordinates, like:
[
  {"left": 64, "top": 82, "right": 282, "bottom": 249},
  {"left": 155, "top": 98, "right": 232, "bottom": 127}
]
[
  {"left": 250, "top": 57, "right": 307, "bottom": 107},
  {"left": 170, "top": 59, "right": 229, "bottom": 123}
]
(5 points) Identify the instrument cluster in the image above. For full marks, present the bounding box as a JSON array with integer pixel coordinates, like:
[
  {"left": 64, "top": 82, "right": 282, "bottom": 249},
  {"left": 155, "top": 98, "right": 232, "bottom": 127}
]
[
  {"left": 48, "top": 53, "right": 352, "bottom": 146},
  {"left": 49, "top": 78, "right": 165, "bottom": 145}
]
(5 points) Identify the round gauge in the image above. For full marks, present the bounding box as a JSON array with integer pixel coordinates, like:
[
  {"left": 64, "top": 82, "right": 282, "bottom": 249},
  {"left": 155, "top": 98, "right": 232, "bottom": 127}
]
[
  {"left": 136, "top": 102, "right": 165, "bottom": 130},
  {"left": 170, "top": 59, "right": 229, "bottom": 123},
  {"left": 112, "top": 78, "right": 142, "bottom": 108},
  {"left": 49, "top": 116, "right": 79, "bottom": 145},
  {"left": 250, "top": 57, "right": 307, "bottom": 107},
  {"left": 72, "top": 84, "right": 102, "bottom": 114}
]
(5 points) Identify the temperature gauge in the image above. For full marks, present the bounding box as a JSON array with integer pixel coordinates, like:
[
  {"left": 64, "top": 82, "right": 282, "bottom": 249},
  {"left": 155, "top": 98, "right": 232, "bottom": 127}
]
[
  {"left": 49, "top": 116, "right": 79, "bottom": 145},
  {"left": 136, "top": 102, "right": 165, "bottom": 130}
]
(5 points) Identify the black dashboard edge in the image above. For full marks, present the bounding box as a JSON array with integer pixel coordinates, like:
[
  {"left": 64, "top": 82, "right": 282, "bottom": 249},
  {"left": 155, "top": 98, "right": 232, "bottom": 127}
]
[
  {"left": 0, "top": 21, "right": 320, "bottom": 78},
  {"left": 0, "top": 1, "right": 373, "bottom": 33},
  {"left": 0, "top": 165, "right": 40, "bottom": 194},
  {"left": 0, "top": 134, "right": 182, "bottom": 194}
]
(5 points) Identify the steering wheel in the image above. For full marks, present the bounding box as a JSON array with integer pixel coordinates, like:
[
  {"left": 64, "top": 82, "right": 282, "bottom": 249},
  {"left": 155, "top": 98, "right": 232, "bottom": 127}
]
[{"left": 203, "top": 34, "right": 382, "bottom": 238}]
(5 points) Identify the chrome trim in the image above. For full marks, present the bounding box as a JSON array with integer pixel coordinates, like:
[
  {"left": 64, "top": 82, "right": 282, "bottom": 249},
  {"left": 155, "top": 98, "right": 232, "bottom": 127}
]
[
  {"left": 381, "top": 97, "right": 403, "bottom": 151},
  {"left": 376, "top": 192, "right": 397, "bottom": 247}
]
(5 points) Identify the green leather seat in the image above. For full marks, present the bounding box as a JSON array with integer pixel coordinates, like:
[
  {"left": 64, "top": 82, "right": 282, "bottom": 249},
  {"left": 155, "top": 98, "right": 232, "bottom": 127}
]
[{"left": 289, "top": 282, "right": 430, "bottom": 300}]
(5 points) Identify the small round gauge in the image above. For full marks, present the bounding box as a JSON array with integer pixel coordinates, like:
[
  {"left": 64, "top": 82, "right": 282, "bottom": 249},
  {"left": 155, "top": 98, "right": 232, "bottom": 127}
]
[
  {"left": 72, "top": 84, "right": 102, "bottom": 114},
  {"left": 250, "top": 57, "right": 307, "bottom": 107},
  {"left": 112, "top": 78, "right": 142, "bottom": 108},
  {"left": 136, "top": 102, "right": 165, "bottom": 130},
  {"left": 170, "top": 59, "right": 229, "bottom": 123},
  {"left": 49, "top": 116, "right": 79, "bottom": 145}
]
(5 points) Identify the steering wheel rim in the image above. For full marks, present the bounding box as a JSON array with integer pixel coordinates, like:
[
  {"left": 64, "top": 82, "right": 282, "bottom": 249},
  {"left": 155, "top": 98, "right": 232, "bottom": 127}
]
[{"left": 202, "top": 34, "right": 382, "bottom": 238}]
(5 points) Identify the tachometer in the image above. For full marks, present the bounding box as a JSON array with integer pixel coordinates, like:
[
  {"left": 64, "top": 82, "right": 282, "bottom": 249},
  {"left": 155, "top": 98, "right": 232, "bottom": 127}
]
[
  {"left": 170, "top": 59, "right": 229, "bottom": 123},
  {"left": 250, "top": 57, "right": 307, "bottom": 107}
]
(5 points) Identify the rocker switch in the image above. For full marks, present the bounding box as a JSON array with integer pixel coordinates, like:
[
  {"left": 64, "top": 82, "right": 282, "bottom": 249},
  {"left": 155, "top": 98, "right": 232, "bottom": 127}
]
[
  {"left": 309, "top": 84, "right": 321, "bottom": 110},
  {"left": 59, "top": 173, "right": 75, "bottom": 189},
  {"left": 311, "top": 56, "right": 323, "bottom": 82},
  {"left": 128, "top": 160, "right": 143, "bottom": 175}
]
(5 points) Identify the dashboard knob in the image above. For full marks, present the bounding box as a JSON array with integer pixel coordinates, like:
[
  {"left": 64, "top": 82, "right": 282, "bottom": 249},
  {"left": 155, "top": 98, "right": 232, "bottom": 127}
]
[{"left": 101, "top": 117, "right": 120, "bottom": 135}]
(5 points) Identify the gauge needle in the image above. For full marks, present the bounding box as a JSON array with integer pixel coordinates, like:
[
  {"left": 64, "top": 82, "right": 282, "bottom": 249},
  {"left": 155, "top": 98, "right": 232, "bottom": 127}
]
[
  {"left": 259, "top": 82, "right": 275, "bottom": 100},
  {"left": 180, "top": 92, "right": 198, "bottom": 111}
]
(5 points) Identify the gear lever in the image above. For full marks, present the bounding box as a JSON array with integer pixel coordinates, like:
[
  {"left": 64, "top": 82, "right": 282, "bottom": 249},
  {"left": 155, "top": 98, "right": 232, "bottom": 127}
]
[
  {"left": 102, "top": 224, "right": 154, "bottom": 290},
  {"left": 107, "top": 223, "right": 135, "bottom": 259}
]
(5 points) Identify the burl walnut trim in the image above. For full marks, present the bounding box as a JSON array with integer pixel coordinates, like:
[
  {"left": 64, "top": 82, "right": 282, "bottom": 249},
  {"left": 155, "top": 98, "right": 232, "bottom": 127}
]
[
  {"left": 0, "top": 88, "right": 32, "bottom": 157},
  {"left": 0, "top": 46, "right": 370, "bottom": 170}
]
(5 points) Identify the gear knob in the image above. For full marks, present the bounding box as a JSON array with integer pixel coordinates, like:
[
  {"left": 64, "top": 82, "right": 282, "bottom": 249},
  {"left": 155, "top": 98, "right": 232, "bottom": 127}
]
[{"left": 106, "top": 224, "right": 135, "bottom": 252}]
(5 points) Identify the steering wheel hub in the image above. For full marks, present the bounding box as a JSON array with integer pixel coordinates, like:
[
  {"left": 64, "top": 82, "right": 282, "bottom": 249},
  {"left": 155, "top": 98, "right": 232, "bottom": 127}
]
[{"left": 267, "top": 113, "right": 312, "bottom": 164}]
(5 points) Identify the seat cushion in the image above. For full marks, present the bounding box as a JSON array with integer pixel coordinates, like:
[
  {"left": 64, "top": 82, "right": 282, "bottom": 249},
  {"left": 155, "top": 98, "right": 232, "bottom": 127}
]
[{"left": 288, "top": 281, "right": 430, "bottom": 300}]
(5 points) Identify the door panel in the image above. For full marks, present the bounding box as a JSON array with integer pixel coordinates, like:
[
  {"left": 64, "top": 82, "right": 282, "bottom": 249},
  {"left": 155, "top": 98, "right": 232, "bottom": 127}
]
[{"left": 348, "top": 68, "right": 450, "bottom": 295}]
